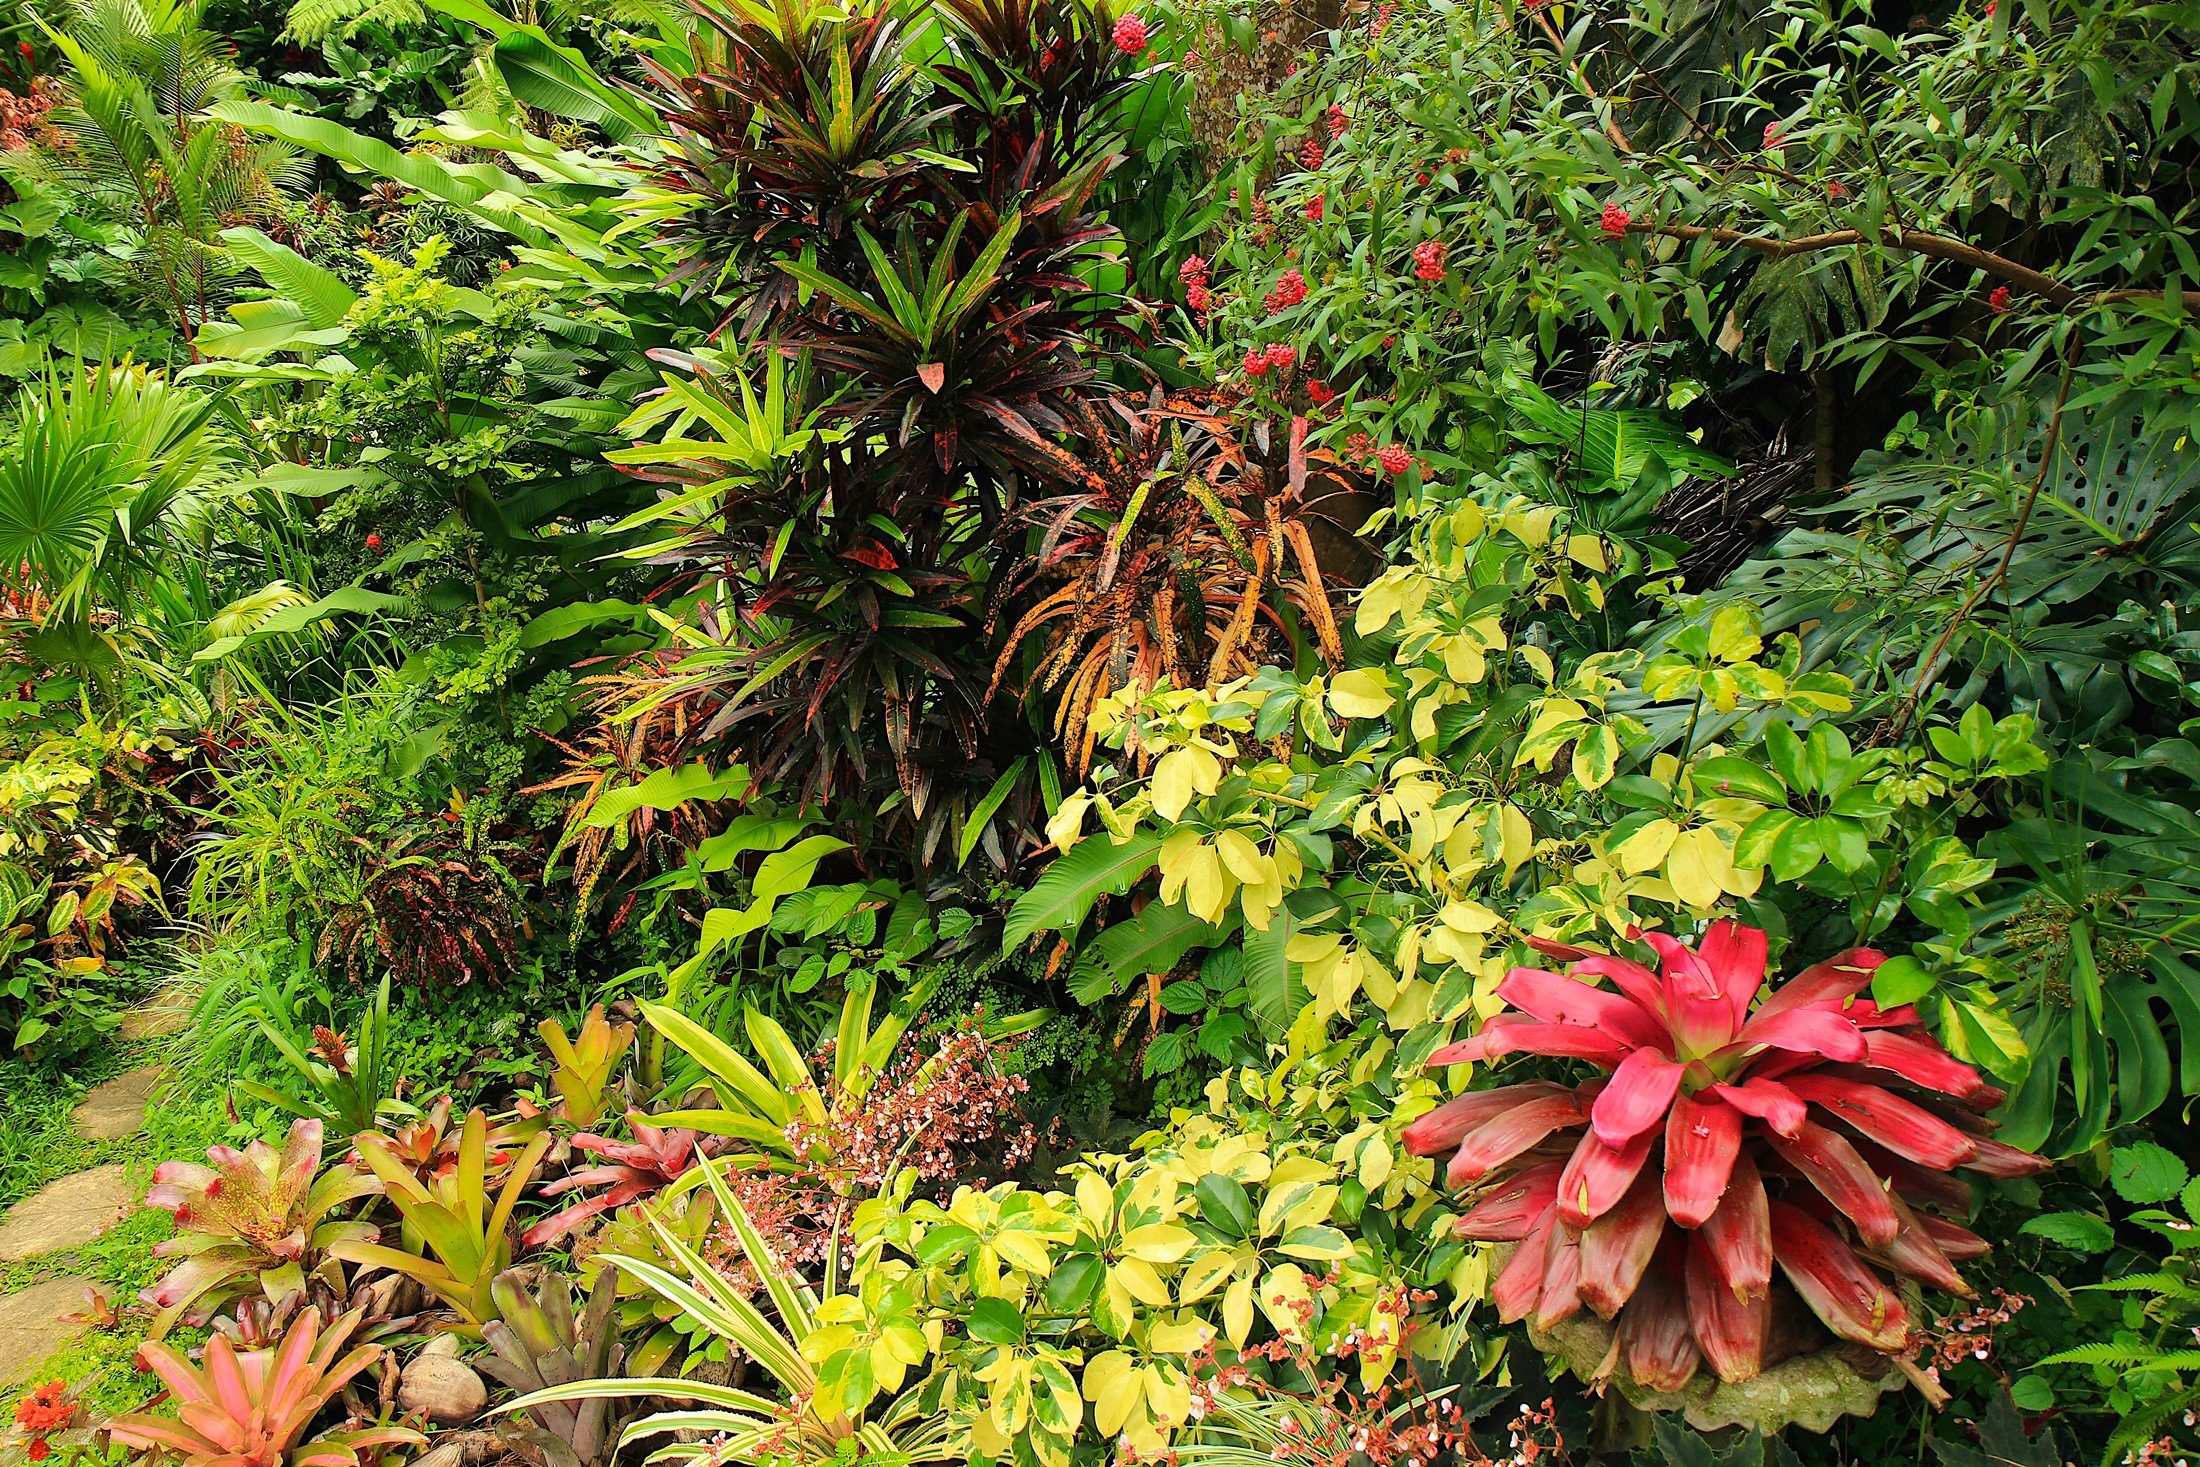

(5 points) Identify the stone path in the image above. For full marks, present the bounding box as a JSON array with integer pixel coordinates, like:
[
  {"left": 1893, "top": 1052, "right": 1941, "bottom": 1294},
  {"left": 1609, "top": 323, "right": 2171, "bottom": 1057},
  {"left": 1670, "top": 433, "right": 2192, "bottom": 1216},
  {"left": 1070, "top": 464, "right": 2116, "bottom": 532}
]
[
  {"left": 0, "top": 1003, "right": 175, "bottom": 1394},
  {"left": 0, "top": 1165, "right": 136, "bottom": 1263},
  {"left": 72, "top": 1066, "right": 163, "bottom": 1143},
  {"left": 116, "top": 982, "right": 192, "bottom": 1043},
  {"left": 0, "top": 1275, "right": 98, "bottom": 1391}
]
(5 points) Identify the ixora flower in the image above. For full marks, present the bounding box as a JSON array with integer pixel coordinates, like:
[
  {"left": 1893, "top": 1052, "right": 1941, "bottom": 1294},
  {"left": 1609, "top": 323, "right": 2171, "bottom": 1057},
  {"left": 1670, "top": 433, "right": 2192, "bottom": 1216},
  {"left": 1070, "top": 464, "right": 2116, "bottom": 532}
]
[
  {"left": 1112, "top": 13, "right": 1148, "bottom": 53},
  {"left": 1599, "top": 202, "right": 1632, "bottom": 239},
  {"left": 1402, "top": 921, "right": 2045, "bottom": 1393}
]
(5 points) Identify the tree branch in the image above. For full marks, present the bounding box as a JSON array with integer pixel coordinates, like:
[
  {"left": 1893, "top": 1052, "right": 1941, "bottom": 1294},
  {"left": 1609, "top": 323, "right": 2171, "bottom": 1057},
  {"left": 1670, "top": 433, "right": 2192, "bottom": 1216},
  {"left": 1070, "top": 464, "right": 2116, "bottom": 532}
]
[{"left": 1623, "top": 220, "right": 2200, "bottom": 312}]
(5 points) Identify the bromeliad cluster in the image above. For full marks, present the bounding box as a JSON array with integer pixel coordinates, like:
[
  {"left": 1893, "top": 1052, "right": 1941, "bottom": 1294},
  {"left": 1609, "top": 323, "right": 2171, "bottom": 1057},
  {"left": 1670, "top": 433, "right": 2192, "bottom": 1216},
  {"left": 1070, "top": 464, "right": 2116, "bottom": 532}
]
[{"left": 1403, "top": 921, "right": 2045, "bottom": 1393}]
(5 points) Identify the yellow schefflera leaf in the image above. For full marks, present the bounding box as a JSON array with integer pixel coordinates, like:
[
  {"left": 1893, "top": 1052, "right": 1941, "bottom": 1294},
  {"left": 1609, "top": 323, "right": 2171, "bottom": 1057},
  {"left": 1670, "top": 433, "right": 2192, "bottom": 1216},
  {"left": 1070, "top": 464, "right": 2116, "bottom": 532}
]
[{"left": 1326, "top": 667, "right": 1395, "bottom": 719}]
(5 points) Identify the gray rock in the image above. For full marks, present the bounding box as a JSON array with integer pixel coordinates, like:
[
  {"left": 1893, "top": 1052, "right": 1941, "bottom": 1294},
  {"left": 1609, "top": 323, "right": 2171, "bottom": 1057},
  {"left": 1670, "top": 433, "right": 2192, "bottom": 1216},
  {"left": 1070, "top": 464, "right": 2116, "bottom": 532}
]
[
  {"left": 0, "top": 1276, "right": 98, "bottom": 1390},
  {"left": 0, "top": 1167, "right": 135, "bottom": 1263},
  {"left": 72, "top": 1068, "right": 163, "bottom": 1142}
]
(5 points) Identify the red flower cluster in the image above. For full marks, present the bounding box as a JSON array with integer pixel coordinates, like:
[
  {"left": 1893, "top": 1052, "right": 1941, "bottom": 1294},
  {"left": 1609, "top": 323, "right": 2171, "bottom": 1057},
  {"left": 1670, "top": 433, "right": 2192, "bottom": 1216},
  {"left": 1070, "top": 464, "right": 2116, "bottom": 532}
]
[
  {"left": 1413, "top": 239, "right": 1448, "bottom": 282},
  {"left": 1112, "top": 13, "right": 1148, "bottom": 53},
  {"left": 1300, "top": 137, "right": 1324, "bottom": 170},
  {"left": 1326, "top": 103, "right": 1349, "bottom": 139},
  {"left": 1264, "top": 268, "right": 1307, "bottom": 313},
  {"left": 1372, "top": 1, "right": 1397, "bottom": 33},
  {"left": 1377, "top": 444, "right": 1413, "bottom": 475},
  {"left": 1600, "top": 202, "right": 1632, "bottom": 238},
  {"left": 1827, "top": 179, "right": 1847, "bottom": 199},
  {"left": 1988, "top": 285, "right": 2012, "bottom": 313},
  {"left": 1264, "top": 342, "right": 1297, "bottom": 370},
  {"left": 15, "top": 1381, "right": 75, "bottom": 1462},
  {"left": 1306, "top": 379, "right": 1334, "bottom": 405},
  {"left": 365, "top": 531, "right": 383, "bottom": 550},
  {"left": 1181, "top": 254, "right": 1211, "bottom": 315},
  {"left": 1303, "top": 194, "right": 1324, "bottom": 221}
]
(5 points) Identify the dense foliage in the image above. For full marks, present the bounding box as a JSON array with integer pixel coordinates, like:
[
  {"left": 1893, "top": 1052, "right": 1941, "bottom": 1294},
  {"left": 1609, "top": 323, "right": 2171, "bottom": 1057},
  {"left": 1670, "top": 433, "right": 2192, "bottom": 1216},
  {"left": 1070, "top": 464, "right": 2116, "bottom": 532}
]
[{"left": 2, "top": 0, "right": 2197, "bottom": 1465}]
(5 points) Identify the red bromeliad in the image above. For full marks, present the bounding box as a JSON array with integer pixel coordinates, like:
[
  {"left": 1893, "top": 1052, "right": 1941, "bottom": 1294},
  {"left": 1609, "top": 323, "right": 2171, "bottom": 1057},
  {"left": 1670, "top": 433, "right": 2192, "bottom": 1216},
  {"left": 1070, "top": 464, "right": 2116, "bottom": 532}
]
[{"left": 1402, "top": 921, "right": 2045, "bottom": 1392}]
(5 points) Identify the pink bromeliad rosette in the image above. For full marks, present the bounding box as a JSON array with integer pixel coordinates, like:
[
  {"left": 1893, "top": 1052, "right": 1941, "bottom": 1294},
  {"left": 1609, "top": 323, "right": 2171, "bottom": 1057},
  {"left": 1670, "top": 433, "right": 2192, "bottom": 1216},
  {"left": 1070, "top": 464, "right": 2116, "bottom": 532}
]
[{"left": 1402, "top": 921, "right": 2046, "bottom": 1392}]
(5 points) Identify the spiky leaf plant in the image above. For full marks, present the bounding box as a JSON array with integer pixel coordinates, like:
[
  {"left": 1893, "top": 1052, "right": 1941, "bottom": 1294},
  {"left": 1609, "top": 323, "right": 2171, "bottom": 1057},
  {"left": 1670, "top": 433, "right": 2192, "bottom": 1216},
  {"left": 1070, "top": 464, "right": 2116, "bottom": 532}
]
[{"left": 1402, "top": 922, "right": 2046, "bottom": 1392}]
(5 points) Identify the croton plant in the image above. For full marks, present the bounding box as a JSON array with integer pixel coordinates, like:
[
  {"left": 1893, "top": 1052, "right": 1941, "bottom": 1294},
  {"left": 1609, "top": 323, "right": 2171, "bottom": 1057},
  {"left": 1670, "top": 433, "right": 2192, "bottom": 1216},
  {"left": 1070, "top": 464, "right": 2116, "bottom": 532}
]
[{"left": 1404, "top": 921, "right": 2045, "bottom": 1392}]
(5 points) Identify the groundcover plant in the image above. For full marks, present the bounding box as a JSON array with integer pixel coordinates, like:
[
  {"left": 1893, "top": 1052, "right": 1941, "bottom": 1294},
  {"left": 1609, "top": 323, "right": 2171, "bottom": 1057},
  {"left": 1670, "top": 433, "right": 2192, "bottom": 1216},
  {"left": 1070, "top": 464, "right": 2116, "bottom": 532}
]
[{"left": 1, "top": 0, "right": 2197, "bottom": 1464}]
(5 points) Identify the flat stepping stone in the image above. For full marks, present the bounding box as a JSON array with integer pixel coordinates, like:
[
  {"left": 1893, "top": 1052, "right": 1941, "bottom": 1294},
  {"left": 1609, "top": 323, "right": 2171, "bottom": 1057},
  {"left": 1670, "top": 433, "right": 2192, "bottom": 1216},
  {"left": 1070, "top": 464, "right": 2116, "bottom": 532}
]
[
  {"left": 0, "top": 1274, "right": 97, "bottom": 1390},
  {"left": 72, "top": 1067, "right": 163, "bottom": 1142},
  {"left": 118, "top": 982, "right": 192, "bottom": 1041},
  {"left": 0, "top": 1166, "right": 135, "bottom": 1263}
]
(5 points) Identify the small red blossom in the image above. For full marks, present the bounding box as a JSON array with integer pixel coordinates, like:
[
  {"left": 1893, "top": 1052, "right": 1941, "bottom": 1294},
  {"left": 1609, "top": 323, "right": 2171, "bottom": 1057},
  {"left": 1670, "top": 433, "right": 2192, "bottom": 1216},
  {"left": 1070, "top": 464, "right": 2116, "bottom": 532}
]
[
  {"left": 1988, "top": 284, "right": 2012, "bottom": 313},
  {"left": 1306, "top": 379, "right": 1334, "bottom": 405},
  {"left": 1185, "top": 281, "right": 1211, "bottom": 314},
  {"left": 1263, "top": 268, "right": 1307, "bottom": 313},
  {"left": 1416, "top": 170, "right": 1430, "bottom": 185},
  {"left": 1600, "top": 201, "right": 1632, "bottom": 238},
  {"left": 1182, "top": 48, "right": 1199, "bottom": 64},
  {"left": 1412, "top": 239, "right": 1447, "bottom": 282},
  {"left": 1299, "top": 137, "right": 1324, "bottom": 170},
  {"left": 1382, "top": 333, "right": 1395, "bottom": 348},
  {"left": 1326, "top": 104, "right": 1348, "bottom": 139},
  {"left": 1376, "top": 444, "right": 1412, "bottom": 475},
  {"left": 1243, "top": 348, "right": 1271, "bottom": 377},
  {"left": 364, "top": 531, "right": 383, "bottom": 551},
  {"left": 1763, "top": 121, "right": 1785, "bottom": 150},
  {"left": 1112, "top": 14, "right": 1148, "bottom": 53},
  {"left": 16, "top": 41, "right": 31, "bottom": 58},
  {"left": 1983, "top": 0, "right": 1994, "bottom": 13},
  {"left": 1827, "top": 179, "right": 1847, "bottom": 199},
  {"left": 1264, "top": 342, "right": 1297, "bottom": 370},
  {"left": 1372, "top": 0, "right": 1397, "bottom": 31},
  {"left": 1179, "top": 254, "right": 1209, "bottom": 288},
  {"left": 1303, "top": 194, "right": 1324, "bottom": 221}
]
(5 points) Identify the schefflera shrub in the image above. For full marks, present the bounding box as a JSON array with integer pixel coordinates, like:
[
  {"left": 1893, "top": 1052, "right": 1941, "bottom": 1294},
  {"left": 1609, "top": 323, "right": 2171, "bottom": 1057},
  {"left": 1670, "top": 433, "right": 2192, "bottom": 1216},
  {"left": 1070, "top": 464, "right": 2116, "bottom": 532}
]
[{"left": 1401, "top": 921, "right": 2045, "bottom": 1392}]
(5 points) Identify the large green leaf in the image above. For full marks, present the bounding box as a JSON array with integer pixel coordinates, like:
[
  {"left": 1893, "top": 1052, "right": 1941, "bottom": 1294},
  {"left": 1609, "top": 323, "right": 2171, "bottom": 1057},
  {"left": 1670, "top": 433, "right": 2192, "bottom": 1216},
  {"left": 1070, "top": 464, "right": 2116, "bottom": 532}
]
[
  {"left": 220, "top": 227, "right": 358, "bottom": 328},
  {"left": 1000, "top": 833, "right": 1161, "bottom": 949},
  {"left": 491, "top": 31, "right": 659, "bottom": 141},
  {"left": 192, "top": 586, "right": 406, "bottom": 661},
  {"left": 1069, "top": 900, "right": 1222, "bottom": 1003}
]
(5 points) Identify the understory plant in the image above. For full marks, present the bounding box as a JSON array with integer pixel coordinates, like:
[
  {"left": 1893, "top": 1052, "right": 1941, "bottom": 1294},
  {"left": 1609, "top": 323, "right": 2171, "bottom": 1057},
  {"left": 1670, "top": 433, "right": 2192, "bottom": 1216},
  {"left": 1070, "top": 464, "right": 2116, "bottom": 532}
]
[
  {"left": 107, "top": 1308, "right": 423, "bottom": 1467},
  {"left": 1403, "top": 922, "right": 2046, "bottom": 1393},
  {"left": 142, "top": 1119, "right": 380, "bottom": 1337}
]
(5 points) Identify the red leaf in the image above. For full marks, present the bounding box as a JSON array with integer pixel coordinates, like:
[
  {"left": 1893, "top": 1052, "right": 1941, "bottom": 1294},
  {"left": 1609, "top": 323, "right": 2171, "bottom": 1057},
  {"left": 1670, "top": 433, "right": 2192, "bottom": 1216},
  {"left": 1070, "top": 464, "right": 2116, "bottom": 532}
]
[
  {"left": 1454, "top": 1161, "right": 1564, "bottom": 1241},
  {"left": 1497, "top": 966, "right": 1667, "bottom": 1047},
  {"left": 1616, "top": 1241, "right": 1701, "bottom": 1392},
  {"left": 1578, "top": 1170, "right": 1669, "bottom": 1318},
  {"left": 1708, "top": 1076, "right": 1807, "bottom": 1137},
  {"left": 1448, "top": 1092, "right": 1589, "bottom": 1186},
  {"left": 1783, "top": 1073, "right": 1979, "bottom": 1169},
  {"left": 1764, "top": 1121, "right": 1901, "bottom": 1248},
  {"left": 1401, "top": 1083, "right": 1567, "bottom": 1159},
  {"left": 1686, "top": 1230, "right": 1769, "bottom": 1383},
  {"left": 917, "top": 362, "right": 947, "bottom": 393},
  {"left": 1588, "top": 1047, "right": 1687, "bottom": 1147},
  {"left": 1699, "top": 1152, "right": 1772, "bottom": 1298},
  {"left": 1769, "top": 1200, "right": 1912, "bottom": 1352},
  {"left": 1662, "top": 1090, "right": 1742, "bottom": 1228},
  {"left": 1857, "top": 1029, "right": 1990, "bottom": 1101},
  {"left": 1555, "top": 1125, "right": 1658, "bottom": 1228}
]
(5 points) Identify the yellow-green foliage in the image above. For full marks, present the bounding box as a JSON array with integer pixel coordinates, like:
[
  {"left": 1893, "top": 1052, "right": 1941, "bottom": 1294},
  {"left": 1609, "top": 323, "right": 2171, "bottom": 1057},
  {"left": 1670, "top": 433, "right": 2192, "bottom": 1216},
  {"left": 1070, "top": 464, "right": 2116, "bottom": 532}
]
[{"left": 788, "top": 1026, "right": 1459, "bottom": 1467}]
